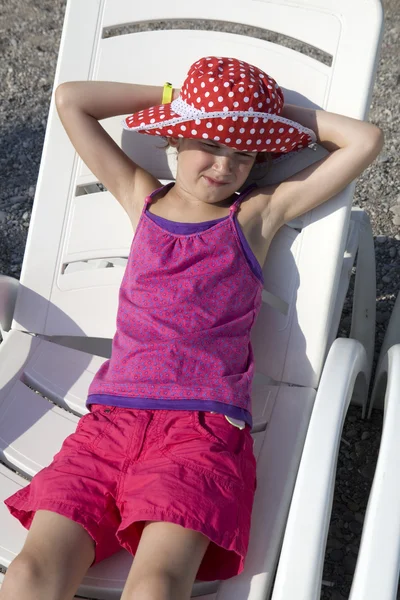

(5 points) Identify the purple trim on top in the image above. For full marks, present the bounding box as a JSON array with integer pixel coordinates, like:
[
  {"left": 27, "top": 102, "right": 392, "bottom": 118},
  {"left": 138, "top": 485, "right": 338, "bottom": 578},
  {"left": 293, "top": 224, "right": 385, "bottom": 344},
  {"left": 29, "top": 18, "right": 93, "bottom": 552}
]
[
  {"left": 145, "top": 183, "right": 264, "bottom": 283},
  {"left": 87, "top": 394, "right": 252, "bottom": 428}
]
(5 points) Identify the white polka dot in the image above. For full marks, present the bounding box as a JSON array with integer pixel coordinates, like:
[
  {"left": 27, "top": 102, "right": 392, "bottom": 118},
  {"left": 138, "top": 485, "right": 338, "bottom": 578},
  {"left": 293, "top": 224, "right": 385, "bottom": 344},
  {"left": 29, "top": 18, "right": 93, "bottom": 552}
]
[
  {"left": 256, "top": 140, "right": 261, "bottom": 144},
  {"left": 205, "top": 92, "right": 210, "bottom": 97},
  {"left": 276, "top": 138, "right": 281, "bottom": 143},
  {"left": 250, "top": 128, "right": 255, "bottom": 134},
  {"left": 233, "top": 102, "right": 239, "bottom": 108},
  {"left": 254, "top": 118, "right": 259, "bottom": 123},
  {"left": 240, "top": 128, "right": 245, "bottom": 133},
  {"left": 206, "top": 122, "right": 212, "bottom": 128},
  {"left": 289, "top": 128, "right": 294, "bottom": 133},
  {"left": 214, "top": 136, "right": 220, "bottom": 141},
  {"left": 217, "top": 125, "right": 224, "bottom": 131},
  {"left": 244, "top": 96, "right": 249, "bottom": 102},
  {"left": 218, "top": 96, "right": 224, "bottom": 102},
  {"left": 254, "top": 92, "right": 259, "bottom": 98},
  {"left": 181, "top": 125, "right": 186, "bottom": 131},
  {"left": 190, "top": 78, "right": 194, "bottom": 83},
  {"left": 150, "top": 118, "right": 155, "bottom": 123},
  {"left": 285, "top": 138, "right": 290, "bottom": 142},
  {"left": 266, "top": 98, "right": 270, "bottom": 104},
  {"left": 178, "top": 134, "right": 184, "bottom": 138},
  {"left": 197, "top": 97, "right": 201, "bottom": 103},
  {"left": 223, "top": 106, "right": 229, "bottom": 112},
  {"left": 229, "top": 127, "right": 235, "bottom": 132},
  {"left": 246, "top": 140, "right": 252, "bottom": 145},
  {"left": 279, "top": 128, "right": 284, "bottom": 133},
  {"left": 232, "top": 116, "right": 238, "bottom": 121},
  {"left": 209, "top": 78, "right": 215, "bottom": 82},
  {"left": 201, "top": 82, "right": 206, "bottom": 88},
  {"left": 224, "top": 82, "right": 230, "bottom": 87},
  {"left": 167, "top": 129, "right": 173, "bottom": 134},
  {"left": 208, "top": 101, "right": 214, "bottom": 107},
  {"left": 208, "top": 63, "right": 213, "bottom": 67},
  {"left": 258, "top": 103, "right": 263, "bottom": 108},
  {"left": 260, "top": 128, "right": 265, "bottom": 133},
  {"left": 269, "top": 128, "right": 274, "bottom": 133},
  {"left": 202, "top": 133, "right": 209, "bottom": 138},
  {"left": 195, "top": 119, "right": 201, "bottom": 125},
  {"left": 243, "top": 117, "right": 248, "bottom": 123},
  {"left": 225, "top": 137, "right": 231, "bottom": 143},
  {"left": 236, "top": 139, "right": 242, "bottom": 144},
  {"left": 213, "top": 86, "right": 219, "bottom": 92},
  {"left": 228, "top": 91, "right": 234, "bottom": 97},
  {"left": 266, "top": 139, "right": 271, "bottom": 144},
  {"left": 270, "top": 147, "right": 276, "bottom": 151},
  {"left": 191, "top": 129, "right": 197, "bottom": 135},
  {"left": 194, "top": 87, "right": 198, "bottom": 93}
]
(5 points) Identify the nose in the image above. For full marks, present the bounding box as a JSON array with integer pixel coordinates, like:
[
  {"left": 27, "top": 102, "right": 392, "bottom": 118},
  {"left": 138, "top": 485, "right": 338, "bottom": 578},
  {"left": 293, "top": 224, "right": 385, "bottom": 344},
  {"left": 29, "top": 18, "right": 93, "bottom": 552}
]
[{"left": 214, "top": 153, "right": 233, "bottom": 174}]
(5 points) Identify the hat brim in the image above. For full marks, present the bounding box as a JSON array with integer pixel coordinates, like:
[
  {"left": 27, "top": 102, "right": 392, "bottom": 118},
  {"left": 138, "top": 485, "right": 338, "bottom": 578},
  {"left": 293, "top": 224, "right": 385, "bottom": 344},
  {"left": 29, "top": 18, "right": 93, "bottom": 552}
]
[{"left": 123, "top": 100, "right": 316, "bottom": 159}]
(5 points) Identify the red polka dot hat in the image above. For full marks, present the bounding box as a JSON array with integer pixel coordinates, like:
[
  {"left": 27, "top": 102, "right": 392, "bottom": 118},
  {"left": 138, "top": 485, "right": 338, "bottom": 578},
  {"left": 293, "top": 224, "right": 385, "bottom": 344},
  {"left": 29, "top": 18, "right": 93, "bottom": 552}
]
[{"left": 123, "top": 56, "right": 317, "bottom": 159}]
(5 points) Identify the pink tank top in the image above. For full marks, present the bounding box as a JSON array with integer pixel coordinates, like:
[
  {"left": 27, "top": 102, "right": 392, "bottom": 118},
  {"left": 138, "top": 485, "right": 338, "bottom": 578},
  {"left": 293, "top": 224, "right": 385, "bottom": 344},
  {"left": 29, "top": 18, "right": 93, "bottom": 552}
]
[{"left": 87, "top": 182, "right": 263, "bottom": 428}]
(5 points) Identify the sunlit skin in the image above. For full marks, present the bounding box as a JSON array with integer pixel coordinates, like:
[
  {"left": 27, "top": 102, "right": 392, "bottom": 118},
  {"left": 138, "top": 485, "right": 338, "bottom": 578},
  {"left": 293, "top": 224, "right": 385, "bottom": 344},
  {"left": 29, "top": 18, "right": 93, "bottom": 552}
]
[{"left": 166, "top": 137, "right": 258, "bottom": 211}]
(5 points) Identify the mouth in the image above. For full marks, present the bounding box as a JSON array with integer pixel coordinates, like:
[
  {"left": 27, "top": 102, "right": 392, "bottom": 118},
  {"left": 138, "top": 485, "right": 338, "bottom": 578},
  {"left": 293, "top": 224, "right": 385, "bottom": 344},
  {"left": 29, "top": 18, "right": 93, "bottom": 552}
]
[{"left": 203, "top": 176, "right": 230, "bottom": 187}]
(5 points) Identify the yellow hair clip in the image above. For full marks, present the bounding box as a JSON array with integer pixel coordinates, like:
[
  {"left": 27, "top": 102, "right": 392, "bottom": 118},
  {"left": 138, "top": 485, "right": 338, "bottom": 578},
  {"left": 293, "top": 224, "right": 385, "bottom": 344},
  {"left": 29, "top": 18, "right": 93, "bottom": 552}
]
[{"left": 162, "top": 82, "right": 173, "bottom": 104}]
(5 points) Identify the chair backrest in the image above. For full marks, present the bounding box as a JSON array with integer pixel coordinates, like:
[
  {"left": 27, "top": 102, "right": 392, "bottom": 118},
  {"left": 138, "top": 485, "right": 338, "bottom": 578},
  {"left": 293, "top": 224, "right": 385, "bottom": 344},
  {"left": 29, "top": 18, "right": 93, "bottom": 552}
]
[{"left": 12, "top": 0, "right": 383, "bottom": 388}]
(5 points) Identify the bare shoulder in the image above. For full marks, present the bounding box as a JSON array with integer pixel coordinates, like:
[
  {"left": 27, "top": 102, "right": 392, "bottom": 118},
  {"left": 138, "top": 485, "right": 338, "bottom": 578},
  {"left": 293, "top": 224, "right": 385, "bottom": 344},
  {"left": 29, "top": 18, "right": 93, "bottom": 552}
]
[{"left": 126, "top": 168, "right": 162, "bottom": 230}]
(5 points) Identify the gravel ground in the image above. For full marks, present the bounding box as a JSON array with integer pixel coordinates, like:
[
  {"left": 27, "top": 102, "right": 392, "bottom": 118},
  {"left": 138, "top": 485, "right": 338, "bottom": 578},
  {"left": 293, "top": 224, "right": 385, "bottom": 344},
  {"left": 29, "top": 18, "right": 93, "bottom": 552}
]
[{"left": 0, "top": 1, "right": 399, "bottom": 598}]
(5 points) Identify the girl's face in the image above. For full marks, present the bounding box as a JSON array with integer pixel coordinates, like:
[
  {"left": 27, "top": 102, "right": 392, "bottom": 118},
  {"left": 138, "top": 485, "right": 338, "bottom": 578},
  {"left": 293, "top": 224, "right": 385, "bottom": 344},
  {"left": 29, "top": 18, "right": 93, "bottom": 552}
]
[{"left": 172, "top": 138, "right": 257, "bottom": 204}]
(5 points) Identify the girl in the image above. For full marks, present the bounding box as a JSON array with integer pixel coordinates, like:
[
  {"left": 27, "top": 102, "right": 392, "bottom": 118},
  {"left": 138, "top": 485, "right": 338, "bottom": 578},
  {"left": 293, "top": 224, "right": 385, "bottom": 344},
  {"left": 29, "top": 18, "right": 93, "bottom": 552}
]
[{"left": 1, "top": 56, "right": 383, "bottom": 600}]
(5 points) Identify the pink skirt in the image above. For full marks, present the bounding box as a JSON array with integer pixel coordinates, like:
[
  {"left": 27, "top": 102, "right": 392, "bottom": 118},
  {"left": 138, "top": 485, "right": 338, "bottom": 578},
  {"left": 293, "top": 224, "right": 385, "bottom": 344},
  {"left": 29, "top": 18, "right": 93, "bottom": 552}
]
[{"left": 5, "top": 405, "right": 257, "bottom": 581}]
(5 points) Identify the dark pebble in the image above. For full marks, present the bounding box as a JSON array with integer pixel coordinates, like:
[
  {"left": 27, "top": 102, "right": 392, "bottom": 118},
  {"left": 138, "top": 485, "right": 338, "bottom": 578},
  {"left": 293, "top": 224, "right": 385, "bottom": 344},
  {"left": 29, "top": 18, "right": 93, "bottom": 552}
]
[
  {"left": 360, "top": 463, "right": 376, "bottom": 480},
  {"left": 349, "top": 521, "right": 363, "bottom": 534},
  {"left": 344, "top": 554, "right": 358, "bottom": 574},
  {"left": 330, "top": 548, "right": 345, "bottom": 562}
]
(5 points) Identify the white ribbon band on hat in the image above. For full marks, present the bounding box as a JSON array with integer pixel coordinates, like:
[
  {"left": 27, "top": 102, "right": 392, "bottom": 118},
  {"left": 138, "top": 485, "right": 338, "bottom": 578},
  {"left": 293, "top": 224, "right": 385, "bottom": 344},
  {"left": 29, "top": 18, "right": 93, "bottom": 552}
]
[{"left": 137, "top": 97, "right": 317, "bottom": 146}]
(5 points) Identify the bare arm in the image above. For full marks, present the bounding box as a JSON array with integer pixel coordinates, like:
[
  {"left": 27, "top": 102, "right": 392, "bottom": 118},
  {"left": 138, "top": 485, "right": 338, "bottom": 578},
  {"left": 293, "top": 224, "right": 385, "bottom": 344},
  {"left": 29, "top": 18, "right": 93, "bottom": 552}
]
[
  {"left": 55, "top": 82, "right": 179, "bottom": 216},
  {"left": 262, "top": 105, "right": 384, "bottom": 227}
]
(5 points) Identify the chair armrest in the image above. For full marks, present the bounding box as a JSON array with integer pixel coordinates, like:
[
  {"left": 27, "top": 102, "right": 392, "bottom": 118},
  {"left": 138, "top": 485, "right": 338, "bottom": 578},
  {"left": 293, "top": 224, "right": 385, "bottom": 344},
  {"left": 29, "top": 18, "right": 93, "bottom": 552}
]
[
  {"left": 271, "top": 338, "right": 368, "bottom": 600},
  {"left": 349, "top": 344, "right": 400, "bottom": 600},
  {"left": 0, "top": 275, "right": 19, "bottom": 337}
]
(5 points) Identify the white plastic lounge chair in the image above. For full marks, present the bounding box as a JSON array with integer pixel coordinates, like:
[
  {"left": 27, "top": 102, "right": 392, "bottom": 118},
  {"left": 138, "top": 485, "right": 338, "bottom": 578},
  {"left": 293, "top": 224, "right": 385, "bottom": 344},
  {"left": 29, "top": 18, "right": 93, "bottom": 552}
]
[
  {"left": 348, "top": 292, "right": 400, "bottom": 600},
  {"left": 0, "top": 0, "right": 383, "bottom": 598}
]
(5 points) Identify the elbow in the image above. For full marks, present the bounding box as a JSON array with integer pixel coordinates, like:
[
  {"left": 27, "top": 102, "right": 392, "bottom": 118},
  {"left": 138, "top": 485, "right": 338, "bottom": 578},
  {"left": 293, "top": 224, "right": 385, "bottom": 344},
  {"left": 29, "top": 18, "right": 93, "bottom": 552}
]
[
  {"left": 367, "top": 124, "right": 385, "bottom": 159},
  {"left": 55, "top": 82, "right": 79, "bottom": 111},
  {"left": 55, "top": 82, "right": 70, "bottom": 110}
]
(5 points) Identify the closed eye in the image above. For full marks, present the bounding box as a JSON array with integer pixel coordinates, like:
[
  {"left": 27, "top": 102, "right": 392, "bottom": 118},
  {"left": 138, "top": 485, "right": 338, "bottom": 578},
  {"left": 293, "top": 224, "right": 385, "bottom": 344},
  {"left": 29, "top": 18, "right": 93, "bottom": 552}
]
[{"left": 201, "top": 142, "right": 254, "bottom": 158}]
